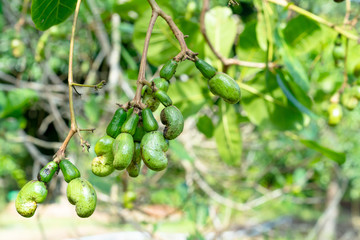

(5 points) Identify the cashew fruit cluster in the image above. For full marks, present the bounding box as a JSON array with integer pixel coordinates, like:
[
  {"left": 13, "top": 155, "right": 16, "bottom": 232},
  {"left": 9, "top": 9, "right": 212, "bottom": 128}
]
[
  {"left": 194, "top": 58, "right": 241, "bottom": 104},
  {"left": 92, "top": 57, "right": 242, "bottom": 177},
  {"left": 92, "top": 60, "right": 185, "bottom": 177},
  {"left": 16, "top": 159, "right": 96, "bottom": 218}
]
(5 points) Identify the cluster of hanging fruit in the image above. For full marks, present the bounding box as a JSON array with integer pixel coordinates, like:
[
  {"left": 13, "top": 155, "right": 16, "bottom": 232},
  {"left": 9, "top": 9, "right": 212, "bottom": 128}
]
[
  {"left": 15, "top": 57, "right": 241, "bottom": 219},
  {"left": 328, "top": 35, "right": 360, "bottom": 126},
  {"left": 91, "top": 57, "right": 241, "bottom": 178},
  {"left": 15, "top": 160, "right": 97, "bottom": 218}
]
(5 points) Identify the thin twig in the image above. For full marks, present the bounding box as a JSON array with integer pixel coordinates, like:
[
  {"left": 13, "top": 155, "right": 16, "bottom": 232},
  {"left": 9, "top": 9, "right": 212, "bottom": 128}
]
[
  {"left": 132, "top": 10, "right": 158, "bottom": 109},
  {"left": 344, "top": 0, "right": 351, "bottom": 25},
  {"left": 147, "top": 0, "right": 198, "bottom": 62},
  {"left": 53, "top": 0, "right": 91, "bottom": 162},
  {"left": 14, "top": 0, "right": 30, "bottom": 32},
  {"left": 267, "top": 0, "right": 359, "bottom": 42}
]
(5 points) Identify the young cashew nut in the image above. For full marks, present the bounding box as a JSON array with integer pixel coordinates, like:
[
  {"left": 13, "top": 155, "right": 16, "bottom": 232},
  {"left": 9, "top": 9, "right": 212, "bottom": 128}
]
[
  {"left": 160, "top": 105, "right": 184, "bottom": 140},
  {"left": 92, "top": 135, "right": 115, "bottom": 177},
  {"left": 140, "top": 131, "right": 169, "bottom": 171},
  {"left": 67, "top": 178, "right": 97, "bottom": 218},
  {"left": 15, "top": 180, "right": 48, "bottom": 218}
]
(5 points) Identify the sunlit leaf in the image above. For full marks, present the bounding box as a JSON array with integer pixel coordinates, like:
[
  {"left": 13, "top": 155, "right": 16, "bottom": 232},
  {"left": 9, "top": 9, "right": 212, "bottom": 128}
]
[
  {"left": 214, "top": 100, "right": 241, "bottom": 165},
  {"left": 300, "top": 139, "right": 346, "bottom": 165},
  {"left": 31, "top": 0, "right": 77, "bottom": 31}
]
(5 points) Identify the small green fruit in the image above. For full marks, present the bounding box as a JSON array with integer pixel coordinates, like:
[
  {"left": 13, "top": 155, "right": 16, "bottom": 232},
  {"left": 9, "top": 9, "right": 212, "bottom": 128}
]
[
  {"left": 341, "top": 91, "right": 358, "bottom": 110},
  {"left": 143, "top": 93, "right": 160, "bottom": 112},
  {"left": 160, "top": 105, "right": 184, "bottom": 140},
  {"left": 15, "top": 180, "right": 47, "bottom": 218},
  {"left": 141, "top": 131, "right": 168, "bottom": 171},
  {"left": 126, "top": 142, "right": 142, "bottom": 178},
  {"left": 133, "top": 121, "right": 145, "bottom": 142},
  {"left": 11, "top": 39, "right": 25, "bottom": 58},
  {"left": 155, "top": 90, "right": 173, "bottom": 107},
  {"left": 351, "top": 86, "right": 360, "bottom": 99},
  {"left": 106, "top": 108, "right": 127, "bottom": 138},
  {"left": 154, "top": 77, "right": 170, "bottom": 92},
  {"left": 91, "top": 135, "right": 115, "bottom": 177},
  {"left": 38, "top": 161, "right": 58, "bottom": 183},
  {"left": 113, "top": 133, "right": 134, "bottom": 170},
  {"left": 59, "top": 160, "right": 81, "bottom": 183},
  {"left": 354, "top": 63, "right": 360, "bottom": 78},
  {"left": 67, "top": 178, "right": 97, "bottom": 218},
  {"left": 142, "top": 108, "right": 159, "bottom": 132},
  {"left": 333, "top": 45, "right": 345, "bottom": 61},
  {"left": 121, "top": 113, "right": 140, "bottom": 135},
  {"left": 208, "top": 73, "right": 241, "bottom": 104},
  {"left": 328, "top": 103, "right": 342, "bottom": 125},
  {"left": 160, "top": 59, "right": 178, "bottom": 80},
  {"left": 195, "top": 58, "right": 217, "bottom": 79}
]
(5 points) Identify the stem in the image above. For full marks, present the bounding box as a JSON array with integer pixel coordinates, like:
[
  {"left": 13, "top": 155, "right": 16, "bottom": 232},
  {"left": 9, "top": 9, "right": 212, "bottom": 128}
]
[
  {"left": 344, "top": 0, "right": 351, "bottom": 25},
  {"left": 54, "top": 0, "right": 84, "bottom": 162},
  {"left": 147, "top": 0, "right": 198, "bottom": 61},
  {"left": 267, "top": 0, "right": 359, "bottom": 42},
  {"left": 339, "top": 38, "right": 349, "bottom": 93},
  {"left": 132, "top": 11, "right": 159, "bottom": 108},
  {"left": 15, "top": 0, "right": 30, "bottom": 32}
]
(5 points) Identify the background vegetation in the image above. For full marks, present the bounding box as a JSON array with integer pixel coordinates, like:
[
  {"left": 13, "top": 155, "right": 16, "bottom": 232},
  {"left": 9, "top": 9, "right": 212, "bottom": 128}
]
[{"left": 1, "top": 0, "right": 360, "bottom": 239}]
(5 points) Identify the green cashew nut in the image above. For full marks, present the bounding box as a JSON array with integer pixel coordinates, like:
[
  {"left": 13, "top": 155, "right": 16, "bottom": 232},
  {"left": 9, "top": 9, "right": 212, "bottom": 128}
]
[
  {"left": 333, "top": 44, "right": 345, "bottom": 61},
  {"left": 208, "top": 73, "right": 241, "bottom": 104},
  {"left": 153, "top": 77, "right": 170, "bottom": 92},
  {"left": 141, "top": 131, "right": 168, "bottom": 171},
  {"left": 160, "top": 105, "right": 184, "bottom": 140},
  {"left": 91, "top": 135, "right": 115, "bottom": 177},
  {"left": 143, "top": 93, "right": 161, "bottom": 112},
  {"left": 328, "top": 103, "right": 342, "bottom": 126},
  {"left": 59, "top": 160, "right": 81, "bottom": 183},
  {"left": 15, "top": 180, "right": 48, "bottom": 218},
  {"left": 145, "top": 78, "right": 170, "bottom": 94},
  {"left": 160, "top": 59, "right": 178, "bottom": 80},
  {"left": 126, "top": 142, "right": 142, "bottom": 178},
  {"left": 38, "top": 161, "right": 58, "bottom": 183},
  {"left": 133, "top": 121, "right": 145, "bottom": 142},
  {"left": 106, "top": 108, "right": 127, "bottom": 138},
  {"left": 155, "top": 90, "right": 172, "bottom": 107},
  {"left": 341, "top": 90, "right": 358, "bottom": 110},
  {"left": 121, "top": 113, "right": 140, "bottom": 136},
  {"left": 67, "top": 178, "right": 97, "bottom": 218},
  {"left": 142, "top": 108, "right": 159, "bottom": 132},
  {"left": 113, "top": 133, "right": 134, "bottom": 170},
  {"left": 195, "top": 58, "right": 217, "bottom": 79}
]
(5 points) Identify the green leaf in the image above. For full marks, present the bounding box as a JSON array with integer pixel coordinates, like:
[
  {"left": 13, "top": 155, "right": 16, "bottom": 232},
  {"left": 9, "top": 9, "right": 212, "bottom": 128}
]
[
  {"left": 167, "top": 78, "right": 210, "bottom": 118},
  {"left": 283, "top": 15, "right": 329, "bottom": 53},
  {"left": 169, "top": 140, "right": 194, "bottom": 162},
  {"left": 241, "top": 72, "right": 304, "bottom": 130},
  {"left": 204, "top": 7, "right": 237, "bottom": 61},
  {"left": 196, "top": 115, "right": 215, "bottom": 138},
  {"left": 276, "top": 73, "right": 317, "bottom": 118},
  {"left": 237, "top": 21, "right": 266, "bottom": 63},
  {"left": 300, "top": 139, "right": 346, "bottom": 165},
  {"left": 31, "top": 0, "right": 77, "bottom": 31},
  {"left": 236, "top": 21, "right": 266, "bottom": 77},
  {"left": 214, "top": 100, "right": 241, "bottom": 165},
  {"left": 1, "top": 89, "right": 39, "bottom": 118},
  {"left": 275, "top": 30, "right": 310, "bottom": 93}
]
